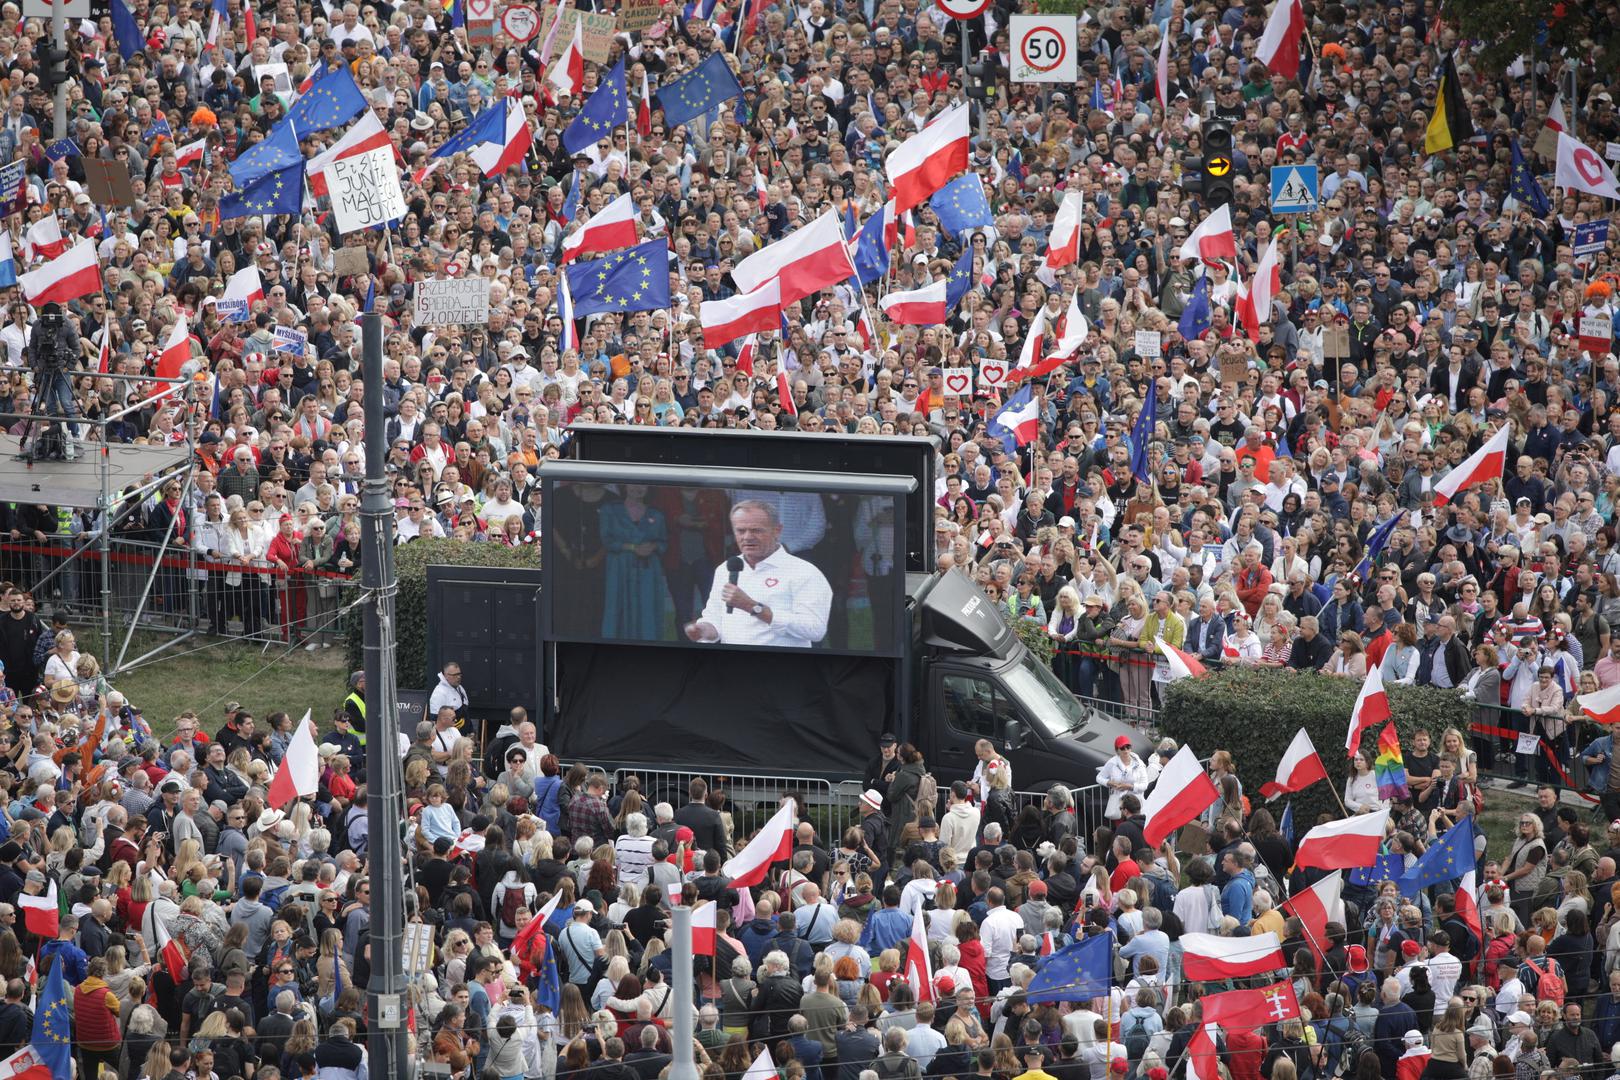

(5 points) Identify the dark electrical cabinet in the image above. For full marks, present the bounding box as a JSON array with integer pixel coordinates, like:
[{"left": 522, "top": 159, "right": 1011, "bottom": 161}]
[{"left": 425, "top": 564, "right": 545, "bottom": 734}]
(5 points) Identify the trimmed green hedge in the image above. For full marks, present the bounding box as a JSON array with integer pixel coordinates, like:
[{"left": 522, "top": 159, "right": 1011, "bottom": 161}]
[
  {"left": 1160, "top": 667, "right": 1471, "bottom": 828},
  {"left": 345, "top": 539, "right": 541, "bottom": 686}
]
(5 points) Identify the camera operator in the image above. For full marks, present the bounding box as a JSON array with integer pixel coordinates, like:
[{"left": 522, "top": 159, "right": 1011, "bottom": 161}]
[{"left": 25, "top": 303, "right": 82, "bottom": 459}]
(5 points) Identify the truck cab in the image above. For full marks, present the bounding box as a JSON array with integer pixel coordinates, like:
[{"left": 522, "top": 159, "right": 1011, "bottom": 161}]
[{"left": 908, "top": 570, "right": 1140, "bottom": 793}]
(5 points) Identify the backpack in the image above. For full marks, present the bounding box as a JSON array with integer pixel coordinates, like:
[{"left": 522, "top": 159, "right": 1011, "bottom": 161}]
[
  {"left": 497, "top": 873, "right": 534, "bottom": 931},
  {"left": 1528, "top": 956, "right": 1566, "bottom": 1006},
  {"left": 1335, "top": 1024, "right": 1373, "bottom": 1078},
  {"left": 1121, "top": 1010, "right": 1153, "bottom": 1063}
]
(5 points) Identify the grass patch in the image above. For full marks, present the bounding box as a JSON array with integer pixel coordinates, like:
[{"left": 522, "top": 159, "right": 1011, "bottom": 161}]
[{"left": 113, "top": 632, "right": 350, "bottom": 739}]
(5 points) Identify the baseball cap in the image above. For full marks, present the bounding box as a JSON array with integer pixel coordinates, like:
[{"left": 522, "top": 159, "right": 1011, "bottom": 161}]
[{"left": 1114, "top": 735, "right": 1132, "bottom": 749}]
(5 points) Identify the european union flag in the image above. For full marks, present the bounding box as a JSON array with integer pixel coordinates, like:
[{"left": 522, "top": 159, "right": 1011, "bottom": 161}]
[
  {"left": 564, "top": 239, "right": 671, "bottom": 317},
  {"left": 562, "top": 166, "right": 583, "bottom": 225},
  {"left": 229, "top": 121, "right": 302, "bottom": 187},
  {"left": 843, "top": 203, "right": 859, "bottom": 241},
  {"left": 43, "top": 139, "right": 79, "bottom": 162},
  {"left": 565, "top": 60, "right": 629, "bottom": 155},
  {"left": 433, "top": 100, "right": 506, "bottom": 160},
  {"left": 1399, "top": 818, "right": 1476, "bottom": 897},
  {"left": 112, "top": 0, "right": 142, "bottom": 59},
  {"left": 1178, "top": 273, "right": 1211, "bottom": 340},
  {"left": 930, "top": 173, "right": 993, "bottom": 236},
  {"left": 1348, "top": 849, "right": 1405, "bottom": 888},
  {"left": 1025, "top": 933, "right": 1111, "bottom": 1004},
  {"left": 535, "top": 929, "right": 562, "bottom": 1012},
  {"left": 219, "top": 161, "right": 304, "bottom": 219},
  {"left": 1510, "top": 138, "right": 1551, "bottom": 216},
  {"left": 945, "top": 244, "right": 976, "bottom": 311},
  {"left": 1279, "top": 802, "right": 1294, "bottom": 846},
  {"left": 1129, "top": 387, "right": 1157, "bottom": 483},
  {"left": 851, "top": 209, "right": 890, "bottom": 286},
  {"left": 655, "top": 52, "right": 744, "bottom": 128},
  {"left": 143, "top": 117, "right": 172, "bottom": 143},
  {"left": 1008, "top": 149, "right": 1024, "bottom": 184},
  {"left": 990, "top": 384, "right": 1035, "bottom": 458},
  {"left": 286, "top": 64, "right": 368, "bottom": 135},
  {"left": 33, "top": 954, "right": 71, "bottom": 1080}
]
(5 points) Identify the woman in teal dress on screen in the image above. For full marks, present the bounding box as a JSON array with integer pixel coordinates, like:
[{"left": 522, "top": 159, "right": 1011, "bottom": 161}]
[{"left": 599, "top": 484, "right": 671, "bottom": 640}]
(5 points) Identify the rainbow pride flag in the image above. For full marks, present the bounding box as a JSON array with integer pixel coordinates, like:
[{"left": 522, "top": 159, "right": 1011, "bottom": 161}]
[{"left": 1374, "top": 722, "right": 1409, "bottom": 801}]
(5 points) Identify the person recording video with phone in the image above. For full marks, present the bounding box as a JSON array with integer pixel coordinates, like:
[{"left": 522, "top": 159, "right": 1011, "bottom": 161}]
[{"left": 684, "top": 500, "right": 833, "bottom": 648}]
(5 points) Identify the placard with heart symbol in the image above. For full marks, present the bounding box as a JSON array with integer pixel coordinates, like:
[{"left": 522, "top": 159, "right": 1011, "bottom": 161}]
[
  {"left": 979, "top": 360, "right": 1010, "bottom": 389},
  {"left": 941, "top": 367, "right": 973, "bottom": 396}
]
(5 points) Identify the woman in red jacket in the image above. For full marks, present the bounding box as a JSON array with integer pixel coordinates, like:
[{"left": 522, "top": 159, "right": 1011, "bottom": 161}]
[
  {"left": 265, "top": 513, "right": 304, "bottom": 642},
  {"left": 954, "top": 919, "right": 990, "bottom": 1019},
  {"left": 74, "top": 956, "right": 123, "bottom": 1078}
]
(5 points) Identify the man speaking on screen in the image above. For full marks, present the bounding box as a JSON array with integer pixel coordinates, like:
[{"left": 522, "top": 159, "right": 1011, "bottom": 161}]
[{"left": 684, "top": 500, "right": 834, "bottom": 648}]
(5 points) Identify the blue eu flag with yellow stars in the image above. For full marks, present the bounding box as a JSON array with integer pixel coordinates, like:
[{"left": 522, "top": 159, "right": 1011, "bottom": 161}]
[
  {"left": 655, "top": 52, "right": 744, "bottom": 129},
  {"left": 219, "top": 161, "right": 304, "bottom": 219},
  {"left": 1399, "top": 818, "right": 1475, "bottom": 897},
  {"left": 1348, "top": 849, "right": 1405, "bottom": 888},
  {"left": 564, "top": 239, "right": 671, "bottom": 317},
  {"left": 930, "top": 173, "right": 993, "bottom": 236},
  {"left": 851, "top": 210, "right": 890, "bottom": 286},
  {"left": 944, "top": 244, "right": 976, "bottom": 311},
  {"left": 33, "top": 953, "right": 71, "bottom": 1080},
  {"left": 1024, "top": 932, "right": 1111, "bottom": 1004},
  {"left": 1509, "top": 138, "right": 1551, "bottom": 216},
  {"left": 432, "top": 101, "right": 507, "bottom": 161},
  {"left": 286, "top": 63, "right": 368, "bottom": 135},
  {"left": 229, "top": 121, "right": 302, "bottom": 187},
  {"left": 564, "top": 60, "right": 629, "bottom": 155}
]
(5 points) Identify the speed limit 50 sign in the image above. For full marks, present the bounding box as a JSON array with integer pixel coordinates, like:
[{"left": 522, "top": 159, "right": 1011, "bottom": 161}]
[{"left": 1010, "top": 15, "right": 1077, "bottom": 84}]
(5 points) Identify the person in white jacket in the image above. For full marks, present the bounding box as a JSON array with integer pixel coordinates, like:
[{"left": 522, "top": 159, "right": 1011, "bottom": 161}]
[
  {"left": 1344, "top": 751, "right": 1385, "bottom": 814},
  {"left": 1096, "top": 735, "right": 1149, "bottom": 819},
  {"left": 937, "top": 782, "right": 980, "bottom": 861}
]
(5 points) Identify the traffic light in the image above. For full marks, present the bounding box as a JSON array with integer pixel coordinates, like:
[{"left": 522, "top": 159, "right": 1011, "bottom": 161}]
[
  {"left": 965, "top": 51, "right": 999, "bottom": 103},
  {"left": 1202, "top": 120, "right": 1235, "bottom": 209},
  {"left": 41, "top": 46, "right": 71, "bottom": 94}
]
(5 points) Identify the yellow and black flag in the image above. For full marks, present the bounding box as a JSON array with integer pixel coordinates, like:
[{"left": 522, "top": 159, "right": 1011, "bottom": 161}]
[{"left": 1425, "top": 52, "right": 1476, "bottom": 154}]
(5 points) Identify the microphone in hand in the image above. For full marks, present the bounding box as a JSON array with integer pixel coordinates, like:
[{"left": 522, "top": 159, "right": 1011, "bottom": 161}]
[{"left": 725, "top": 556, "right": 743, "bottom": 613}]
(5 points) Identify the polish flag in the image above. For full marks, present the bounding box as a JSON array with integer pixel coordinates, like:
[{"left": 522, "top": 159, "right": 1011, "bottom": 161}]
[
  {"left": 1280, "top": 870, "right": 1344, "bottom": 954},
  {"left": 741, "top": 1048, "right": 776, "bottom": 1080},
  {"left": 1048, "top": 292, "right": 1090, "bottom": 360},
  {"left": 884, "top": 101, "right": 970, "bottom": 216},
  {"left": 156, "top": 315, "right": 192, "bottom": 384},
  {"left": 558, "top": 272, "right": 578, "bottom": 353},
  {"left": 1545, "top": 93, "right": 1566, "bottom": 133},
  {"left": 1208, "top": 20, "right": 1221, "bottom": 49},
  {"left": 1156, "top": 25, "right": 1172, "bottom": 106},
  {"left": 1012, "top": 307, "right": 1046, "bottom": 375},
  {"left": 1187, "top": 1024, "right": 1220, "bottom": 1080},
  {"left": 691, "top": 901, "right": 718, "bottom": 956},
  {"left": 722, "top": 799, "right": 795, "bottom": 887},
  {"left": 879, "top": 279, "right": 952, "bottom": 325},
  {"left": 266, "top": 709, "right": 319, "bottom": 807},
  {"left": 904, "top": 904, "right": 934, "bottom": 1002},
  {"left": 1579, "top": 681, "right": 1620, "bottom": 724},
  {"left": 1432, "top": 423, "right": 1510, "bottom": 507},
  {"left": 308, "top": 111, "right": 392, "bottom": 197},
  {"left": 25, "top": 216, "right": 67, "bottom": 262},
  {"left": 1255, "top": 0, "right": 1305, "bottom": 79},
  {"left": 1045, "top": 190, "right": 1083, "bottom": 272},
  {"left": 21, "top": 240, "right": 102, "bottom": 305},
  {"left": 776, "top": 371, "right": 797, "bottom": 417},
  {"left": 176, "top": 139, "right": 208, "bottom": 168},
  {"left": 0, "top": 1044, "right": 54, "bottom": 1080},
  {"left": 1141, "top": 745, "right": 1219, "bottom": 849},
  {"left": 754, "top": 170, "right": 769, "bottom": 211},
  {"left": 561, "top": 190, "right": 639, "bottom": 265},
  {"left": 17, "top": 883, "right": 57, "bottom": 939},
  {"left": 153, "top": 905, "right": 190, "bottom": 982},
  {"left": 732, "top": 210, "right": 856, "bottom": 304},
  {"left": 243, "top": 0, "right": 256, "bottom": 41},
  {"left": 222, "top": 265, "right": 265, "bottom": 311},
  {"left": 991, "top": 387, "right": 1041, "bottom": 446},
  {"left": 1180, "top": 931, "right": 1285, "bottom": 981},
  {"left": 1259, "top": 728, "right": 1328, "bottom": 800},
  {"left": 1344, "top": 663, "right": 1391, "bottom": 754},
  {"left": 97, "top": 328, "right": 111, "bottom": 375},
  {"left": 1294, "top": 807, "right": 1389, "bottom": 871},
  {"left": 637, "top": 69, "right": 653, "bottom": 138},
  {"left": 1156, "top": 640, "right": 1208, "bottom": 681},
  {"left": 548, "top": 19, "right": 585, "bottom": 98},
  {"left": 1455, "top": 870, "right": 1482, "bottom": 945},
  {"left": 1176, "top": 204, "right": 1237, "bottom": 264},
  {"left": 1039, "top": 931, "right": 1055, "bottom": 956},
  {"left": 735, "top": 335, "right": 757, "bottom": 376},
  {"left": 469, "top": 98, "right": 533, "bottom": 177},
  {"left": 702, "top": 279, "right": 781, "bottom": 348},
  {"left": 1248, "top": 233, "right": 1283, "bottom": 325}
]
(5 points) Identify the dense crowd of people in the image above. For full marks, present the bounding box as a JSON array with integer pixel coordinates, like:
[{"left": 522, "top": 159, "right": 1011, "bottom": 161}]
[{"left": 0, "top": 0, "right": 1617, "bottom": 1077}]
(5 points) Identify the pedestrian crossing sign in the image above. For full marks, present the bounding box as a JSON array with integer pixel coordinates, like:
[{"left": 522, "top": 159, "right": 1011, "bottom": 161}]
[{"left": 1270, "top": 165, "right": 1319, "bottom": 212}]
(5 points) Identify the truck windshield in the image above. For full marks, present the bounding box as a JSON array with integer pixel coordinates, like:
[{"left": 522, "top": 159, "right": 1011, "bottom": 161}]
[{"left": 1004, "top": 652, "right": 1087, "bottom": 736}]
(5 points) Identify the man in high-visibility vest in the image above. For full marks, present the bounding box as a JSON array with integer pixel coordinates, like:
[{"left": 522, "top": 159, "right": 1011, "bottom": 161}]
[{"left": 343, "top": 671, "right": 366, "bottom": 747}]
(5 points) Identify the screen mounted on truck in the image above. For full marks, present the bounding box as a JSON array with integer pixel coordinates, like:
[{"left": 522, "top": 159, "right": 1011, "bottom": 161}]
[{"left": 545, "top": 468, "right": 909, "bottom": 657}]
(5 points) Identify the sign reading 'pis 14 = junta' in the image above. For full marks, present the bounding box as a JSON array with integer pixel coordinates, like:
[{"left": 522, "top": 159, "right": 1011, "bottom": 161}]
[{"left": 415, "top": 279, "right": 492, "bottom": 326}]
